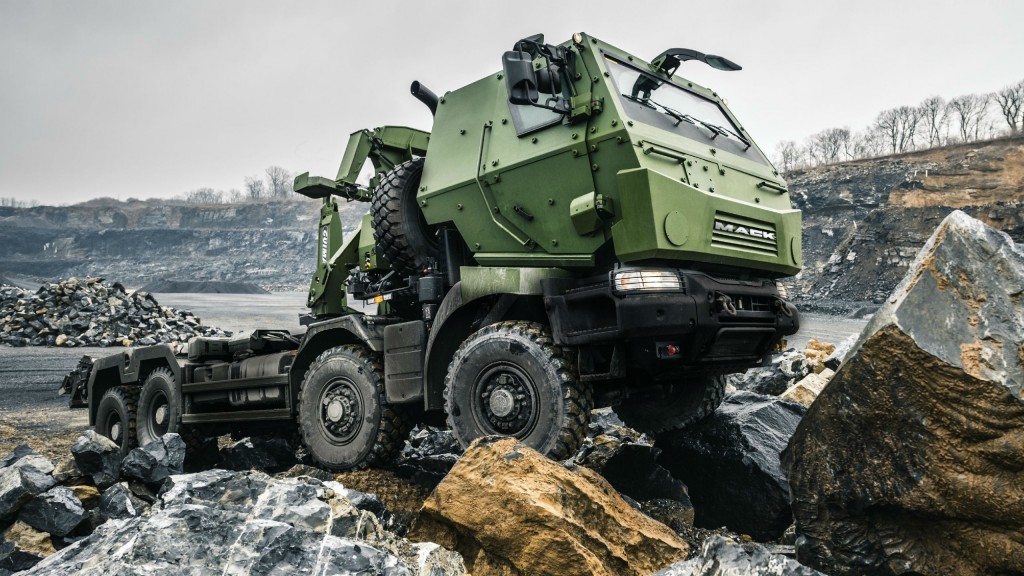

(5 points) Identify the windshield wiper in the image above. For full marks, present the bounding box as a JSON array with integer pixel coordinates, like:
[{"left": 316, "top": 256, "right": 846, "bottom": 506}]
[{"left": 626, "top": 95, "right": 752, "bottom": 151}]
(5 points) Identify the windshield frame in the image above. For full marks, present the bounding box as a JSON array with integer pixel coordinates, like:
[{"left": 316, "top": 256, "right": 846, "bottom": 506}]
[{"left": 601, "top": 53, "right": 769, "bottom": 166}]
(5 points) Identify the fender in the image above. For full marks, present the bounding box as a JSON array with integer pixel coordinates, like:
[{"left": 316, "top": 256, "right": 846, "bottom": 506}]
[
  {"left": 422, "top": 266, "right": 573, "bottom": 410},
  {"left": 87, "top": 345, "right": 179, "bottom": 425},
  {"left": 289, "top": 314, "right": 388, "bottom": 412}
]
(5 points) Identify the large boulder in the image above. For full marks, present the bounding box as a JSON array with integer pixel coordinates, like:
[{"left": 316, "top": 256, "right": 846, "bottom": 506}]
[
  {"left": 783, "top": 210, "right": 1024, "bottom": 575},
  {"left": 120, "top": 434, "right": 186, "bottom": 484},
  {"left": 411, "top": 436, "right": 687, "bottom": 576},
  {"left": 70, "top": 432, "right": 122, "bottom": 489},
  {"left": 652, "top": 535, "right": 824, "bottom": 576},
  {"left": 0, "top": 447, "right": 56, "bottom": 520},
  {"left": 657, "top": 391, "right": 805, "bottom": 541},
  {"left": 17, "top": 487, "right": 86, "bottom": 537},
  {"left": 22, "top": 470, "right": 464, "bottom": 575}
]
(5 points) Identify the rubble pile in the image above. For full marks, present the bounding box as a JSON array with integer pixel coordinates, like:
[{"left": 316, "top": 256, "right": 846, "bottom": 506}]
[
  {"left": 0, "top": 433, "right": 465, "bottom": 576},
  {"left": 784, "top": 211, "right": 1024, "bottom": 575},
  {"left": 0, "top": 277, "right": 229, "bottom": 348}
]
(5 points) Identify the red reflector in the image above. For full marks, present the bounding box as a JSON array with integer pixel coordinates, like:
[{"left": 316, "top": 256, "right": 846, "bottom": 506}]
[{"left": 666, "top": 344, "right": 680, "bottom": 356}]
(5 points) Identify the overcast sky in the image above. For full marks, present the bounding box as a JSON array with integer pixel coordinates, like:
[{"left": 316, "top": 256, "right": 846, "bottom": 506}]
[{"left": 2, "top": 0, "right": 1022, "bottom": 205}]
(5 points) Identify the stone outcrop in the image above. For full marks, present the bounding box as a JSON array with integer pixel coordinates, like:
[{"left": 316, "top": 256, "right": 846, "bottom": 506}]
[
  {"left": 23, "top": 469, "right": 465, "bottom": 576},
  {"left": 0, "top": 277, "right": 228, "bottom": 348},
  {"left": 657, "top": 391, "right": 805, "bottom": 541},
  {"left": 412, "top": 436, "right": 687, "bottom": 576},
  {"left": 783, "top": 211, "right": 1024, "bottom": 575},
  {"left": 652, "top": 535, "right": 825, "bottom": 576}
]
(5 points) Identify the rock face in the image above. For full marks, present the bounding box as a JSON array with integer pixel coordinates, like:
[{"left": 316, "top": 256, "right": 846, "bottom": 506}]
[
  {"left": 0, "top": 277, "right": 228, "bottom": 348},
  {"left": 657, "top": 391, "right": 805, "bottom": 541},
  {"left": 652, "top": 535, "right": 825, "bottom": 576},
  {"left": 783, "top": 210, "right": 1024, "bottom": 575},
  {"left": 23, "top": 469, "right": 465, "bottom": 576},
  {"left": 412, "top": 436, "right": 687, "bottom": 576},
  {"left": 787, "top": 137, "right": 1024, "bottom": 311}
]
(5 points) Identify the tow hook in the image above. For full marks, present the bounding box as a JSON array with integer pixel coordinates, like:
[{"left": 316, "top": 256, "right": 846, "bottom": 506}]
[
  {"left": 714, "top": 292, "right": 738, "bottom": 316},
  {"left": 774, "top": 297, "right": 794, "bottom": 318}
]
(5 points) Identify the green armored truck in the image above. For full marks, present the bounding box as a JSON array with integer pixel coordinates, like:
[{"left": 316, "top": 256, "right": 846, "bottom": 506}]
[{"left": 86, "top": 32, "right": 801, "bottom": 470}]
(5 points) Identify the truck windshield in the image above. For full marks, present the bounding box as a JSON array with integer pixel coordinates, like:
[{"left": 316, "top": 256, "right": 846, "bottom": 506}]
[{"left": 604, "top": 56, "right": 768, "bottom": 165}]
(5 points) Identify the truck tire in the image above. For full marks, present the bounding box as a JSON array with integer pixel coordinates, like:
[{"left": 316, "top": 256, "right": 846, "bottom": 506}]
[
  {"left": 612, "top": 375, "right": 726, "bottom": 435},
  {"left": 297, "top": 345, "right": 410, "bottom": 471},
  {"left": 95, "top": 386, "right": 139, "bottom": 455},
  {"left": 137, "top": 367, "right": 185, "bottom": 448},
  {"left": 371, "top": 158, "right": 439, "bottom": 274},
  {"left": 444, "top": 321, "right": 592, "bottom": 460}
]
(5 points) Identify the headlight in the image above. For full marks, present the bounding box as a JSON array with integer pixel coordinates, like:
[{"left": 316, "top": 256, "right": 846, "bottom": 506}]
[{"left": 613, "top": 269, "right": 684, "bottom": 294}]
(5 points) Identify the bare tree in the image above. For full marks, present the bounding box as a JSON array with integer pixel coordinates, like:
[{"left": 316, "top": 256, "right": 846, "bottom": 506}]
[
  {"left": 186, "top": 187, "right": 224, "bottom": 204},
  {"left": 227, "top": 188, "right": 243, "bottom": 203},
  {"left": 244, "top": 176, "right": 266, "bottom": 200},
  {"left": 874, "top": 106, "right": 919, "bottom": 154},
  {"left": 918, "top": 96, "right": 949, "bottom": 148},
  {"left": 774, "top": 140, "right": 802, "bottom": 172},
  {"left": 851, "top": 128, "right": 887, "bottom": 159},
  {"left": 993, "top": 80, "right": 1024, "bottom": 134},
  {"left": 947, "top": 94, "right": 989, "bottom": 142},
  {"left": 806, "top": 127, "right": 851, "bottom": 165},
  {"left": 265, "top": 166, "right": 293, "bottom": 198}
]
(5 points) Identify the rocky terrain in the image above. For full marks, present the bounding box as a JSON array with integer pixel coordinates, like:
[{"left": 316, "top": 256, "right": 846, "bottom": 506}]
[
  {"left": 2, "top": 137, "right": 1022, "bottom": 308},
  {"left": 787, "top": 135, "right": 1024, "bottom": 313}
]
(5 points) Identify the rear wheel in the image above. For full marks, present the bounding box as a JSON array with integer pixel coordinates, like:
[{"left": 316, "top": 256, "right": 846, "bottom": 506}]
[
  {"left": 297, "top": 345, "right": 410, "bottom": 470},
  {"left": 613, "top": 375, "right": 726, "bottom": 435},
  {"left": 444, "top": 321, "right": 592, "bottom": 460},
  {"left": 96, "top": 386, "right": 138, "bottom": 455},
  {"left": 137, "top": 367, "right": 181, "bottom": 448}
]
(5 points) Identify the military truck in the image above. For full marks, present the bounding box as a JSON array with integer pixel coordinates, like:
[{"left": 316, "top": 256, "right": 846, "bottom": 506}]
[{"left": 85, "top": 32, "right": 801, "bottom": 470}]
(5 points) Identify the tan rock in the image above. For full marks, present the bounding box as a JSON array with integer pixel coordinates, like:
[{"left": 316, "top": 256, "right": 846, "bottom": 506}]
[
  {"left": 69, "top": 484, "right": 101, "bottom": 508},
  {"left": 780, "top": 368, "right": 834, "bottom": 407},
  {"left": 2, "top": 520, "right": 56, "bottom": 558},
  {"left": 411, "top": 437, "right": 687, "bottom": 576},
  {"left": 803, "top": 339, "right": 835, "bottom": 373},
  {"left": 54, "top": 334, "right": 68, "bottom": 346}
]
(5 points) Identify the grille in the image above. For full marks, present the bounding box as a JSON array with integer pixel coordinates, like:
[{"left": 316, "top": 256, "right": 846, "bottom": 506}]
[{"left": 711, "top": 212, "right": 778, "bottom": 256}]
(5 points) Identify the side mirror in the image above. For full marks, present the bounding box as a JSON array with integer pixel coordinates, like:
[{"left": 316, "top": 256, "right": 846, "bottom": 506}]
[{"left": 502, "top": 51, "right": 539, "bottom": 105}]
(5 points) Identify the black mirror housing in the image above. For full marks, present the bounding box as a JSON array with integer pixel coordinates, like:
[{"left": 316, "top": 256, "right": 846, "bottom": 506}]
[{"left": 502, "top": 51, "right": 539, "bottom": 105}]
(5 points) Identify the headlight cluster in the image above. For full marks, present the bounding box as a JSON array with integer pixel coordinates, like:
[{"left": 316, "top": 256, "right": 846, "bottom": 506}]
[{"left": 612, "top": 269, "right": 684, "bottom": 294}]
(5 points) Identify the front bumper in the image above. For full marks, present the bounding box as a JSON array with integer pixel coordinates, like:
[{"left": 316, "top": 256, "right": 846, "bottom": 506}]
[{"left": 542, "top": 268, "right": 799, "bottom": 367}]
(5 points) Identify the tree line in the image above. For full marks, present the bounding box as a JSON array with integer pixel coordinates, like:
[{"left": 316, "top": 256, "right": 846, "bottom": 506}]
[
  {"left": 183, "top": 165, "right": 295, "bottom": 204},
  {"left": 773, "top": 78, "right": 1024, "bottom": 173}
]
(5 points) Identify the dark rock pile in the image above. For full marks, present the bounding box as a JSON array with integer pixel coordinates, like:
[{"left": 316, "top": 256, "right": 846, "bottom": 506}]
[
  {"left": 0, "top": 433, "right": 465, "bottom": 575},
  {"left": 657, "top": 391, "right": 806, "bottom": 541},
  {"left": 0, "top": 277, "right": 229, "bottom": 348}
]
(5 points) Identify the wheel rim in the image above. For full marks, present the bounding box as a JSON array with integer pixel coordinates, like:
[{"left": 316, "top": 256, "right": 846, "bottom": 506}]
[
  {"left": 108, "top": 416, "right": 123, "bottom": 444},
  {"left": 472, "top": 362, "right": 539, "bottom": 437},
  {"left": 149, "top": 391, "right": 170, "bottom": 437},
  {"left": 318, "top": 377, "right": 363, "bottom": 444}
]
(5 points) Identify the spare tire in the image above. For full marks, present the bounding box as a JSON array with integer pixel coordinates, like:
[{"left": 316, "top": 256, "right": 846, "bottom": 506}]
[{"left": 371, "top": 158, "right": 439, "bottom": 274}]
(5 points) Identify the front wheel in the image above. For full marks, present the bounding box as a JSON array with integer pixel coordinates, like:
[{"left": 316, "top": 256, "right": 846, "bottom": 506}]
[
  {"left": 444, "top": 321, "right": 593, "bottom": 460},
  {"left": 613, "top": 374, "right": 726, "bottom": 435},
  {"left": 297, "top": 345, "right": 409, "bottom": 471}
]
